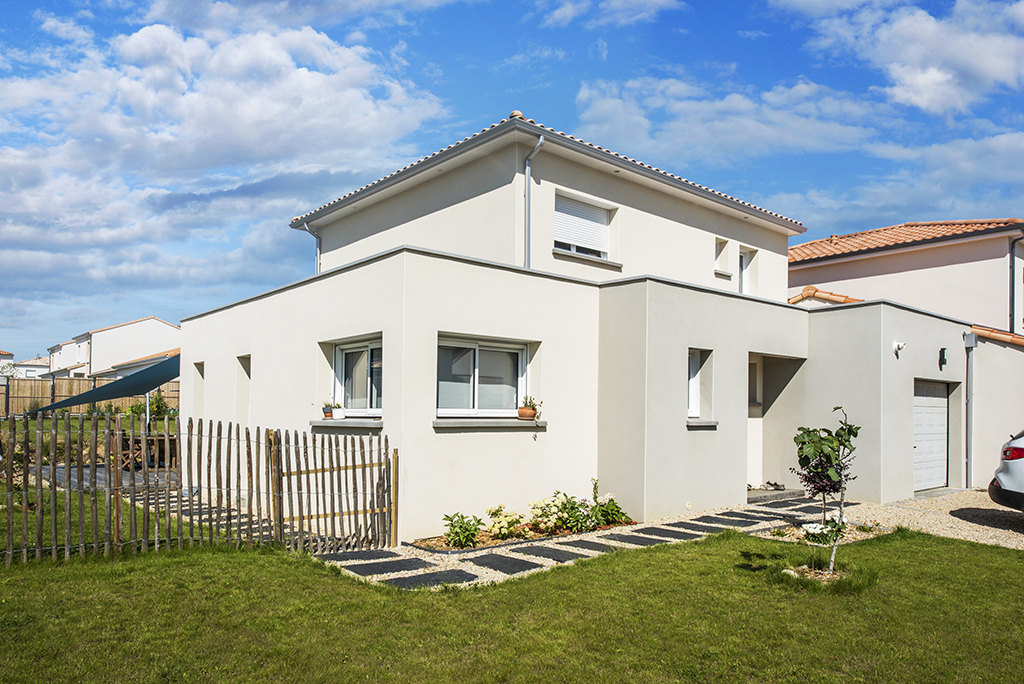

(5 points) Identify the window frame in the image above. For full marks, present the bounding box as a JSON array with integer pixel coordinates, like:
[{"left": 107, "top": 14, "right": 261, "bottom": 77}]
[
  {"left": 553, "top": 194, "right": 611, "bottom": 260},
  {"left": 333, "top": 341, "right": 382, "bottom": 417},
  {"left": 436, "top": 338, "right": 527, "bottom": 418}
]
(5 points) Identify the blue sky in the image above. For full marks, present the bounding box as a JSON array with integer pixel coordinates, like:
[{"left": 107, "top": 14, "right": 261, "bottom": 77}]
[{"left": 2, "top": 0, "right": 1024, "bottom": 360}]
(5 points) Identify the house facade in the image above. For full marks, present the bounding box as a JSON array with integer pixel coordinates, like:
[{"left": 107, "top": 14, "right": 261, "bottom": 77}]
[
  {"left": 46, "top": 317, "right": 181, "bottom": 379},
  {"left": 181, "top": 113, "right": 1022, "bottom": 541},
  {"left": 14, "top": 356, "right": 49, "bottom": 378}
]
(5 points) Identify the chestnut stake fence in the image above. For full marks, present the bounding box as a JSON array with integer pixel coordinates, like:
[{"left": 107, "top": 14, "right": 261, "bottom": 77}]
[{"left": 1, "top": 414, "right": 397, "bottom": 566}]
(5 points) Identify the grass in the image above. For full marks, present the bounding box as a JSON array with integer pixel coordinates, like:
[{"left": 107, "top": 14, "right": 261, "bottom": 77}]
[{"left": 1, "top": 528, "right": 1022, "bottom": 683}]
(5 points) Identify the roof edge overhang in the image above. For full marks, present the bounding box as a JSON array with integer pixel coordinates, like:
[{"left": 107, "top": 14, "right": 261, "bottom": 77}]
[
  {"left": 290, "top": 118, "right": 805, "bottom": 237},
  {"left": 790, "top": 224, "right": 1024, "bottom": 269}
]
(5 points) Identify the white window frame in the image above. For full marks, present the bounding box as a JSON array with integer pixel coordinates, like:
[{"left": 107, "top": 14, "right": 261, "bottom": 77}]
[
  {"left": 554, "top": 194, "right": 610, "bottom": 260},
  {"left": 333, "top": 342, "right": 382, "bottom": 417},
  {"left": 739, "top": 248, "right": 754, "bottom": 294},
  {"left": 436, "top": 339, "right": 527, "bottom": 418},
  {"left": 688, "top": 349, "right": 701, "bottom": 419}
]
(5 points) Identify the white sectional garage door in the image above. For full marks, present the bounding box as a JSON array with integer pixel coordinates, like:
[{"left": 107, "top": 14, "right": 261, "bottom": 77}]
[{"left": 913, "top": 380, "right": 948, "bottom": 491}]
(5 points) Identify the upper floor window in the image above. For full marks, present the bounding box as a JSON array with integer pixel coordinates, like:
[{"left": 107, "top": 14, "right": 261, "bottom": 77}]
[
  {"left": 554, "top": 195, "right": 609, "bottom": 260},
  {"left": 334, "top": 342, "right": 382, "bottom": 415},
  {"left": 739, "top": 247, "right": 756, "bottom": 294},
  {"left": 437, "top": 340, "right": 525, "bottom": 417}
]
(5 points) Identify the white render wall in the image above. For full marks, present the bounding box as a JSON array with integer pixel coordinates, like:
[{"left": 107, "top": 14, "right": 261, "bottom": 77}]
[
  {"left": 315, "top": 141, "right": 795, "bottom": 303},
  {"left": 971, "top": 339, "right": 1024, "bottom": 487},
  {"left": 90, "top": 319, "right": 180, "bottom": 376},
  {"left": 789, "top": 236, "right": 1021, "bottom": 332}
]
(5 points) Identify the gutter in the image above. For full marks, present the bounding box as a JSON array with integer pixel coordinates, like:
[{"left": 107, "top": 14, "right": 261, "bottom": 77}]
[
  {"left": 1009, "top": 231, "right": 1024, "bottom": 333},
  {"left": 964, "top": 332, "right": 978, "bottom": 488},
  {"left": 300, "top": 221, "right": 321, "bottom": 275},
  {"left": 523, "top": 135, "right": 545, "bottom": 268}
]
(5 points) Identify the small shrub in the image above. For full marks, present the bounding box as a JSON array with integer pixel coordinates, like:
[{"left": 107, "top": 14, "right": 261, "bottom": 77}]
[
  {"left": 589, "top": 478, "right": 632, "bottom": 526},
  {"left": 528, "top": 492, "right": 592, "bottom": 534},
  {"left": 485, "top": 505, "right": 529, "bottom": 540},
  {"left": 443, "top": 512, "right": 484, "bottom": 548}
]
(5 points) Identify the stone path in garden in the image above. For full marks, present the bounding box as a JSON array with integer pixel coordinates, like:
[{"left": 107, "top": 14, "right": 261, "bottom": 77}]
[{"left": 316, "top": 495, "right": 858, "bottom": 590}]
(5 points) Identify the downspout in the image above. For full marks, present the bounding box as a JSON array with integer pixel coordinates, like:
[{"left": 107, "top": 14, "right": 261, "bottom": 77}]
[
  {"left": 964, "top": 332, "right": 977, "bottom": 488},
  {"left": 1009, "top": 232, "right": 1023, "bottom": 333},
  {"left": 523, "top": 135, "right": 545, "bottom": 269},
  {"left": 301, "top": 221, "right": 321, "bottom": 275}
]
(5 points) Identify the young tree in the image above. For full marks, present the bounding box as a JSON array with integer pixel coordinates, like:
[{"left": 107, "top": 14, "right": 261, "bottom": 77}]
[{"left": 792, "top": 407, "right": 859, "bottom": 572}]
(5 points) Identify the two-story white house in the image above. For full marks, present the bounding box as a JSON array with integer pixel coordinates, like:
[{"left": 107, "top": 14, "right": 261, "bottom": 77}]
[
  {"left": 46, "top": 317, "right": 181, "bottom": 379},
  {"left": 181, "top": 113, "right": 1024, "bottom": 541}
]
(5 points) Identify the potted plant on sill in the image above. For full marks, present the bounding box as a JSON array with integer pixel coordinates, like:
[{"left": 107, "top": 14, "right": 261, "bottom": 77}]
[
  {"left": 322, "top": 401, "right": 342, "bottom": 419},
  {"left": 518, "top": 396, "right": 542, "bottom": 420}
]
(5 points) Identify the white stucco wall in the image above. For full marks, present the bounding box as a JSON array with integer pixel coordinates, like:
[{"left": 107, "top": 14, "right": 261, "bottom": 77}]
[
  {"left": 90, "top": 319, "right": 180, "bottom": 375},
  {"left": 789, "top": 236, "right": 1021, "bottom": 331}
]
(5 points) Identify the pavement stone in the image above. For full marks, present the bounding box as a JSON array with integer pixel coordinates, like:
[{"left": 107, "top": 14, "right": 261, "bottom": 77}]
[
  {"left": 465, "top": 553, "right": 542, "bottom": 575},
  {"left": 345, "top": 557, "right": 435, "bottom": 577},
  {"left": 384, "top": 569, "right": 477, "bottom": 589},
  {"left": 633, "top": 526, "right": 700, "bottom": 541},
  {"left": 601, "top": 533, "right": 665, "bottom": 547},
  {"left": 512, "top": 545, "right": 588, "bottom": 563}
]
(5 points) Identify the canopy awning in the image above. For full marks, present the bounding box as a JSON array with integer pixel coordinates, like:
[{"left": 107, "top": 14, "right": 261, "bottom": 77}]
[{"left": 31, "top": 355, "right": 180, "bottom": 413}]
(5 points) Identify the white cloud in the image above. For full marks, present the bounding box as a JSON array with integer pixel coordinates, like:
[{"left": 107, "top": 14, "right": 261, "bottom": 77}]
[
  {"left": 575, "top": 76, "right": 881, "bottom": 166},
  {"left": 592, "top": 38, "right": 609, "bottom": 60},
  {"left": 587, "top": 0, "right": 687, "bottom": 27},
  {"left": 542, "top": 1, "right": 592, "bottom": 27},
  {"left": 738, "top": 30, "right": 769, "bottom": 39},
  {"left": 787, "top": 0, "right": 1024, "bottom": 115},
  {"left": 501, "top": 45, "right": 567, "bottom": 68},
  {"left": 36, "top": 12, "right": 96, "bottom": 45}
]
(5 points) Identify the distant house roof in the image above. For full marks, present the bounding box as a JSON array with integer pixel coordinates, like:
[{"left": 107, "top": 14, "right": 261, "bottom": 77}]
[
  {"left": 292, "top": 111, "right": 805, "bottom": 236},
  {"left": 787, "top": 285, "right": 864, "bottom": 306},
  {"left": 77, "top": 316, "right": 180, "bottom": 340},
  {"left": 789, "top": 218, "right": 1024, "bottom": 265},
  {"left": 15, "top": 356, "right": 49, "bottom": 366},
  {"left": 0, "top": 350, "right": 12, "bottom": 356}
]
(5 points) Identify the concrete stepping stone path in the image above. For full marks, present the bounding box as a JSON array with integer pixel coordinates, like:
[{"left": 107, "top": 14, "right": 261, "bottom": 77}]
[
  {"left": 633, "top": 526, "right": 700, "bottom": 541},
  {"left": 601, "top": 533, "right": 665, "bottom": 547},
  {"left": 345, "top": 557, "right": 435, "bottom": 577},
  {"left": 317, "top": 550, "right": 399, "bottom": 563},
  {"left": 512, "top": 545, "right": 588, "bottom": 563},
  {"left": 465, "top": 553, "right": 543, "bottom": 575},
  {"left": 383, "top": 569, "right": 478, "bottom": 590},
  {"left": 667, "top": 521, "right": 727, "bottom": 534},
  {"left": 558, "top": 539, "right": 613, "bottom": 553},
  {"left": 692, "top": 515, "right": 759, "bottom": 528}
]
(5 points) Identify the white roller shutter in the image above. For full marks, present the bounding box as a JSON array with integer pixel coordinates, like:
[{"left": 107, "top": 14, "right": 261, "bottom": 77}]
[
  {"left": 913, "top": 380, "right": 948, "bottom": 491},
  {"left": 554, "top": 195, "right": 609, "bottom": 254}
]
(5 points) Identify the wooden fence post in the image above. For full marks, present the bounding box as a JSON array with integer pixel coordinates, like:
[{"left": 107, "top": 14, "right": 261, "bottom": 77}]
[{"left": 391, "top": 448, "right": 399, "bottom": 548}]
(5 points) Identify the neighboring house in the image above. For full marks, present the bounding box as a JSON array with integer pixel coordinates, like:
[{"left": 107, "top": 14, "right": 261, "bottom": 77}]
[
  {"left": 45, "top": 317, "right": 180, "bottom": 379},
  {"left": 180, "top": 112, "right": 1023, "bottom": 541},
  {"left": 14, "top": 356, "right": 50, "bottom": 379},
  {"left": 0, "top": 350, "right": 12, "bottom": 363},
  {"left": 788, "top": 219, "right": 1024, "bottom": 332},
  {"left": 91, "top": 348, "right": 180, "bottom": 379}
]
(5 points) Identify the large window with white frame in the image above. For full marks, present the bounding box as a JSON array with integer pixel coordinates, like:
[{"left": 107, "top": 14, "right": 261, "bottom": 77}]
[
  {"left": 437, "top": 339, "right": 526, "bottom": 417},
  {"left": 333, "top": 342, "right": 382, "bottom": 415},
  {"left": 553, "top": 194, "right": 610, "bottom": 259}
]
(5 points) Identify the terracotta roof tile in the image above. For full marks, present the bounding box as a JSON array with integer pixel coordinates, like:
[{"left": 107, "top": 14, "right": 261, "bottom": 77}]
[
  {"left": 789, "top": 218, "right": 1024, "bottom": 264},
  {"left": 0, "top": 350, "right": 12, "bottom": 356},
  {"left": 787, "top": 285, "right": 864, "bottom": 305},
  {"left": 293, "top": 114, "right": 802, "bottom": 228},
  {"left": 15, "top": 356, "right": 49, "bottom": 366},
  {"left": 971, "top": 325, "right": 1024, "bottom": 349},
  {"left": 113, "top": 348, "right": 180, "bottom": 367}
]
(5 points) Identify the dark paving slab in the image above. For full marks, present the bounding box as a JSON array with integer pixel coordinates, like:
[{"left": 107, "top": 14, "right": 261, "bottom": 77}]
[
  {"left": 383, "top": 569, "right": 477, "bottom": 590},
  {"left": 717, "top": 510, "right": 783, "bottom": 522},
  {"left": 667, "top": 521, "right": 726, "bottom": 534},
  {"left": 692, "top": 515, "right": 759, "bottom": 528},
  {"left": 558, "top": 539, "right": 613, "bottom": 553},
  {"left": 318, "top": 550, "right": 399, "bottom": 563},
  {"left": 513, "top": 545, "right": 588, "bottom": 563},
  {"left": 345, "top": 557, "right": 435, "bottom": 577},
  {"left": 465, "top": 553, "right": 542, "bottom": 575},
  {"left": 756, "top": 499, "right": 808, "bottom": 510},
  {"left": 601, "top": 533, "right": 665, "bottom": 547},
  {"left": 792, "top": 503, "right": 843, "bottom": 515},
  {"left": 633, "top": 526, "right": 700, "bottom": 541}
]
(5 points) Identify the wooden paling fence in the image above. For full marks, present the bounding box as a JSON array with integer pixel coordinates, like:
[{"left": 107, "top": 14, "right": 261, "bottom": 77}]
[{"left": 1, "top": 414, "right": 398, "bottom": 566}]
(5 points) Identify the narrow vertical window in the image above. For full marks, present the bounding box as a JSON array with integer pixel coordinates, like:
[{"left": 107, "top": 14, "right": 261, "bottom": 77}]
[
  {"left": 739, "top": 248, "right": 756, "bottom": 294},
  {"left": 688, "top": 349, "right": 701, "bottom": 418}
]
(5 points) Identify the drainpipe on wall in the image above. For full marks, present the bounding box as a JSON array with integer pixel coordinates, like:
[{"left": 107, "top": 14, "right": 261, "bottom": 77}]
[
  {"left": 964, "top": 332, "right": 978, "bottom": 488},
  {"left": 523, "top": 135, "right": 545, "bottom": 269},
  {"left": 1009, "top": 232, "right": 1024, "bottom": 333},
  {"left": 301, "top": 221, "right": 321, "bottom": 275}
]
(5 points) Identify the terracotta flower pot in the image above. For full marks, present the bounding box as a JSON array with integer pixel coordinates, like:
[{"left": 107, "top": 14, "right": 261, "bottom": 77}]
[
  {"left": 322, "top": 408, "right": 333, "bottom": 419},
  {"left": 518, "top": 407, "right": 537, "bottom": 420}
]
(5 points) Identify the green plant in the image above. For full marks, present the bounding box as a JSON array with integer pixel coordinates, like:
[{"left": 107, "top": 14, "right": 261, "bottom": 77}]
[
  {"left": 485, "top": 505, "right": 528, "bottom": 540},
  {"left": 528, "top": 491, "right": 592, "bottom": 534},
  {"left": 589, "top": 478, "right": 632, "bottom": 526},
  {"left": 520, "top": 396, "right": 542, "bottom": 411},
  {"left": 792, "top": 407, "right": 859, "bottom": 572},
  {"left": 442, "top": 512, "right": 484, "bottom": 548}
]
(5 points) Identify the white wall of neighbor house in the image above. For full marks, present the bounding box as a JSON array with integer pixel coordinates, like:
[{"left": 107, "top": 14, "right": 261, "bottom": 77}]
[
  {"left": 765, "top": 302, "right": 967, "bottom": 504},
  {"left": 789, "top": 236, "right": 1021, "bottom": 331},
  {"left": 90, "top": 319, "right": 180, "bottom": 376}
]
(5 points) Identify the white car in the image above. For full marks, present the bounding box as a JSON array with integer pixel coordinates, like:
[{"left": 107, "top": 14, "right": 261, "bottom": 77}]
[{"left": 989, "top": 430, "right": 1024, "bottom": 511}]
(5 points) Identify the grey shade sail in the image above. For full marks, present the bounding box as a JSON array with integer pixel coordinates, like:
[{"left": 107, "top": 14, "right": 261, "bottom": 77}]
[{"left": 30, "top": 355, "right": 180, "bottom": 413}]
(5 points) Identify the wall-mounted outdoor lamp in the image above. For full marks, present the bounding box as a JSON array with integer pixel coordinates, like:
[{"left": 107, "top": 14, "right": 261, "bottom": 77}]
[
  {"left": 892, "top": 341, "right": 906, "bottom": 358},
  {"left": 938, "top": 347, "right": 947, "bottom": 370}
]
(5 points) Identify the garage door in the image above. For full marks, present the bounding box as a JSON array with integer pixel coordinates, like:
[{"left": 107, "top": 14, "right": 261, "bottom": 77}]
[{"left": 913, "top": 380, "right": 948, "bottom": 491}]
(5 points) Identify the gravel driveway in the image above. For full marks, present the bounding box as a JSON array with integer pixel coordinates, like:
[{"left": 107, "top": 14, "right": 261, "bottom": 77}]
[{"left": 847, "top": 488, "right": 1024, "bottom": 550}]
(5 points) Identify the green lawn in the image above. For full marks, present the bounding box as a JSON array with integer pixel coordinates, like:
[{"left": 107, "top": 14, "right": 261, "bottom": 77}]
[{"left": 0, "top": 529, "right": 1021, "bottom": 683}]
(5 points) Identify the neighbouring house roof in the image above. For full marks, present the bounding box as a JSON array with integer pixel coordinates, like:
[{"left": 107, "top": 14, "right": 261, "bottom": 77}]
[
  {"left": 78, "top": 316, "right": 180, "bottom": 339},
  {"left": 0, "top": 350, "right": 12, "bottom": 357},
  {"left": 971, "top": 325, "right": 1024, "bottom": 349},
  {"left": 291, "top": 111, "right": 805, "bottom": 236},
  {"left": 787, "top": 285, "right": 864, "bottom": 305},
  {"left": 789, "top": 218, "right": 1024, "bottom": 265},
  {"left": 92, "top": 347, "right": 181, "bottom": 377},
  {"left": 15, "top": 356, "right": 49, "bottom": 366}
]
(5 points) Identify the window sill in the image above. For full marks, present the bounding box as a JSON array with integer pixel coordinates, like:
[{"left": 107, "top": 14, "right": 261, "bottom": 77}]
[
  {"left": 714, "top": 269, "right": 733, "bottom": 280},
  {"left": 310, "top": 419, "right": 384, "bottom": 429},
  {"left": 551, "top": 248, "right": 622, "bottom": 270},
  {"left": 433, "top": 419, "right": 547, "bottom": 430},
  {"left": 686, "top": 419, "right": 718, "bottom": 430}
]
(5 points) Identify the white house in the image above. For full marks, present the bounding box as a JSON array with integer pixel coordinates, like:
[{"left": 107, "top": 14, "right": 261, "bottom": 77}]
[
  {"left": 181, "top": 112, "right": 1023, "bottom": 541},
  {"left": 14, "top": 356, "right": 49, "bottom": 378},
  {"left": 46, "top": 317, "right": 181, "bottom": 379}
]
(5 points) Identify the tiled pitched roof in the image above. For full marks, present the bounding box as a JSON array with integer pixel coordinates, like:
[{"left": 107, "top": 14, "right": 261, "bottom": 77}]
[
  {"left": 0, "top": 350, "right": 12, "bottom": 356},
  {"left": 114, "top": 348, "right": 180, "bottom": 367},
  {"left": 971, "top": 325, "right": 1024, "bottom": 349},
  {"left": 87, "top": 316, "right": 179, "bottom": 335},
  {"left": 789, "top": 218, "right": 1024, "bottom": 264},
  {"left": 293, "top": 112, "right": 803, "bottom": 229},
  {"left": 787, "top": 285, "right": 864, "bottom": 305},
  {"left": 16, "top": 356, "right": 49, "bottom": 366}
]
